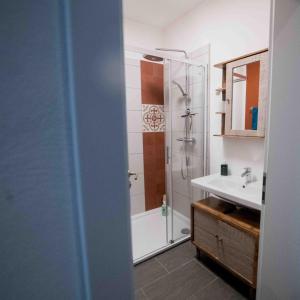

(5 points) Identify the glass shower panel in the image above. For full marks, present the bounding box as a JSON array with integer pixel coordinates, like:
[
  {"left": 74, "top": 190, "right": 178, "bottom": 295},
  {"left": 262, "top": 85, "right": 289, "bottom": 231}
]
[
  {"left": 189, "top": 64, "right": 206, "bottom": 203},
  {"left": 164, "top": 59, "right": 171, "bottom": 244},
  {"left": 166, "top": 61, "right": 206, "bottom": 243}
]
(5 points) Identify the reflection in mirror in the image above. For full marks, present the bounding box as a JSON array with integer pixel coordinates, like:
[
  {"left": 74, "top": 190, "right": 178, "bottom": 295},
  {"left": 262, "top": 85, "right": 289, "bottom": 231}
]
[{"left": 231, "top": 61, "right": 260, "bottom": 130}]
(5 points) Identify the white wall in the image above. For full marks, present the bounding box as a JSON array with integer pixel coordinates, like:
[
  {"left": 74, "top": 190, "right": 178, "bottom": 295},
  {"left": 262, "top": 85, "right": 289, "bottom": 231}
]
[
  {"left": 123, "top": 18, "right": 164, "bottom": 50},
  {"left": 163, "top": 0, "right": 271, "bottom": 180}
]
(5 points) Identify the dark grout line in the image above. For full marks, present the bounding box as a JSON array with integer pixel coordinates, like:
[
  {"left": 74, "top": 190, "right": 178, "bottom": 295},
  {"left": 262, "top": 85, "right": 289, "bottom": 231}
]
[
  {"left": 169, "top": 257, "right": 195, "bottom": 273},
  {"left": 136, "top": 242, "right": 248, "bottom": 300},
  {"left": 138, "top": 258, "right": 197, "bottom": 292},
  {"left": 140, "top": 288, "right": 149, "bottom": 300},
  {"left": 137, "top": 266, "right": 172, "bottom": 291},
  {"left": 154, "top": 257, "right": 170, "bottom": 274},
  {"left": 187, "top": 277, "right": 219, "bottom": 300}
]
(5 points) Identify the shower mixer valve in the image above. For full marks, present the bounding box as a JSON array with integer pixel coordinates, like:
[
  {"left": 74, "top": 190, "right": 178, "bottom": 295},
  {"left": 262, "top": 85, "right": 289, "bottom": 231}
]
[
  {"left": 128, "top": 171, "right": 138, "bottom": 189},
  {"left": 128, "top": 171, "right": 138, "bottom": 181},
  {"left": 180, "top": 108, "right": 198, "bottom": 117}
]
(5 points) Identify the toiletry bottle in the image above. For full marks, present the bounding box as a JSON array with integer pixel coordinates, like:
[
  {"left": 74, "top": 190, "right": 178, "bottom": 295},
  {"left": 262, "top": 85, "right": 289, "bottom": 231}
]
[
  {"left": 162, "top": 195, "right": 168, "bottom": 216},
  {"left": 221, "top": 163, "right": 228, "bottom": 176}
]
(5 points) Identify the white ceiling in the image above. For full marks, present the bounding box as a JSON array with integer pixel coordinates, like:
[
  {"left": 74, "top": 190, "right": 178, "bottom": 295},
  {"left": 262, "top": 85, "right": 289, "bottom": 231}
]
[{"left": 123, "top": 0, "right": 204, "bottom": 28}]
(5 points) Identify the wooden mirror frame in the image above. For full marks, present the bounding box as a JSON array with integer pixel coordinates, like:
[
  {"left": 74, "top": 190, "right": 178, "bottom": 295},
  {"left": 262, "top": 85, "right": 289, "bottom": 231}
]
[{"left": 225, "top": 51, "right": 269, "bottom": 137}]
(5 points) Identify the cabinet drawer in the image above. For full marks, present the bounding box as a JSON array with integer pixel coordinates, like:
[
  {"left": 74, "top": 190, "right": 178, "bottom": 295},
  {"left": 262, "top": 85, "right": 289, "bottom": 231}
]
[
  {"left": 194, "top": 208, "right": 218, "bottom": 236},
  {"left": 194, "top": 226, "right": 219, "bottom": 259}
]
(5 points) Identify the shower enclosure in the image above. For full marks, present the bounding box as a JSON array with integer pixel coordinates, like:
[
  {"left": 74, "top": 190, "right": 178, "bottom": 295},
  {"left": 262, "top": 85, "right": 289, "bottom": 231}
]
[{"left": 125, "top": 47, "right": 208, "bottom": 263}]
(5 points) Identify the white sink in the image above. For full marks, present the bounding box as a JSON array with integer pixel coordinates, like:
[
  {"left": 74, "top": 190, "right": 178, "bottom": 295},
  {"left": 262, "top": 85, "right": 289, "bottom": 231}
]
[{"left": 191, "top": 174, "right": 262, "bottom": 210}]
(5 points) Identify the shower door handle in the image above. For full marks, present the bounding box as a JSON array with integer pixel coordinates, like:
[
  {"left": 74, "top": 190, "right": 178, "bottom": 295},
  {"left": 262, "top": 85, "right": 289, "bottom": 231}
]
[{"left": 166, "top": 146, "right": 170, "bottom": 164}]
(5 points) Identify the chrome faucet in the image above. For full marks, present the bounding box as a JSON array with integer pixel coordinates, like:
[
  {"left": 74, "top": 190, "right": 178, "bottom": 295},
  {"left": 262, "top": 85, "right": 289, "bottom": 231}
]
[{"left": 241, "top": 167, "right": 252, "bottom": 186}]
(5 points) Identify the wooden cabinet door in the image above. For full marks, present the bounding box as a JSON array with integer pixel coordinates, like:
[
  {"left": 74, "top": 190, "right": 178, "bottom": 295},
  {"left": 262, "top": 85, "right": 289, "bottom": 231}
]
[
  {"left": 218, "top": 220, "right": 258, "bottom": 285},
  {"left": 193, "top": 209, "right": 219, "bottom": 259}
]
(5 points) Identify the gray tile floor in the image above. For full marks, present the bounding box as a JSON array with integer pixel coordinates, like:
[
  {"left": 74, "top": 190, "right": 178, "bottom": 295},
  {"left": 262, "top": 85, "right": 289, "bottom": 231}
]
[{"left": 134, "top": 241, "right": 248, "bottom": 300}]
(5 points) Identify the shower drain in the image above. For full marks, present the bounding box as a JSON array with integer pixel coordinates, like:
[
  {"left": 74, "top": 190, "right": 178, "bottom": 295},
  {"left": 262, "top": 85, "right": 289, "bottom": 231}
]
[{"left": 181, "top": 228, "right": 190, "bottom": 235}]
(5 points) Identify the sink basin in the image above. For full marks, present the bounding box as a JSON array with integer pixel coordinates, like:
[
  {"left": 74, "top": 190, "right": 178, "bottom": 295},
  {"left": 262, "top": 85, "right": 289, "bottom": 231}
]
[{"left": 191, "top": 174, "right": 262, "bottom": 210}]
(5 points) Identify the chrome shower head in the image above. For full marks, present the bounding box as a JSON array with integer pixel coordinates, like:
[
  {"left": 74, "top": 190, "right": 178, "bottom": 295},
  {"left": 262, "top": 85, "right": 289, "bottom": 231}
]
[
  {"left": 155, "top": 48, "right": 189, "bottom": 59},
  {"left": 143, "top": 54, "right": 163, "bottom": 62},
  {"left": 172, "top": 80, "right": 187, "bottom": 96}
]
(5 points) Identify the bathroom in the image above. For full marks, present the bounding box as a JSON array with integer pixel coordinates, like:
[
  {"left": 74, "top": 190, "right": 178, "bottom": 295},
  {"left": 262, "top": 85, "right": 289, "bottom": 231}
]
[
  {"left": 2, "top": 0, "right": 300, "bottom": 299},
  {"left": 124, "top": 0, "right": 270, "bottom": 298}
]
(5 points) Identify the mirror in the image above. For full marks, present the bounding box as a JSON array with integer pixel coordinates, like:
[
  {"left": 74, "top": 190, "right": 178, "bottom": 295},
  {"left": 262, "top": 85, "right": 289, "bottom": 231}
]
[{"left": 231, "top": 61, "right": 260, "bottom": 131}]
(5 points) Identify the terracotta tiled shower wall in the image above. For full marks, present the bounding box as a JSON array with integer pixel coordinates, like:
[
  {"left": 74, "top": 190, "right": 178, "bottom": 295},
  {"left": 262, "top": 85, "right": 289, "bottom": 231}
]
[{"left": 141, "top": 61, "right": 166, "bottom": 211}]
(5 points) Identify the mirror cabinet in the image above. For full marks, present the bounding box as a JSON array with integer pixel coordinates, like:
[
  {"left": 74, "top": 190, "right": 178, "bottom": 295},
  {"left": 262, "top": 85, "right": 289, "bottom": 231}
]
[{"left": 214, "top": 49, "right": 269, "bottom": 137}]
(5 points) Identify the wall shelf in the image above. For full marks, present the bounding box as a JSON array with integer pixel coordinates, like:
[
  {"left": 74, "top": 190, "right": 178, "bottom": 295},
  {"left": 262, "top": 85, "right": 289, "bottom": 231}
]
[
  {"left": 214, "top": 111, "right": 225, "bottom": 136},
  {"left": 213, "top": 134, "right": 264, "bottom": 139}
]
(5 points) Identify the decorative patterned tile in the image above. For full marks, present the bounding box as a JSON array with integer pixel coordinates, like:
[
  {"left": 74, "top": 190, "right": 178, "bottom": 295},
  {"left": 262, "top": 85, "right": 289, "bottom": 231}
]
[{"left": 142, "top": 104, "right": 165, "bottom": 132}]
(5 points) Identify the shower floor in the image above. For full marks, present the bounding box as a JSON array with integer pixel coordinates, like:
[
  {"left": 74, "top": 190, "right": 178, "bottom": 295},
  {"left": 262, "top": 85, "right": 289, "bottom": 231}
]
[{"left": 131, "top": 207, "right": 190, "bottom": 262}]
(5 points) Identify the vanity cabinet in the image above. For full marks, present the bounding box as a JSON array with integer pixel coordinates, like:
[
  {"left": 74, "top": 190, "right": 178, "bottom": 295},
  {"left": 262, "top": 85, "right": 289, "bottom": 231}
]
[{"left": 191, "top": 197, "right": 260, "bottom": 288}]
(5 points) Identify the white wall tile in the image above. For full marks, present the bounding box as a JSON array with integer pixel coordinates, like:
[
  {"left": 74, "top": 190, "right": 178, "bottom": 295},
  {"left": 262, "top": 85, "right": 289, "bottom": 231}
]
[
  {"left": 190, "top": 82, "right": 205, "bottom": 109},
  {"left": 128, "top": 153, "right": 144, "bottom": 174},
  {"left": 190, "top": 156, "right": 204, "bottom": 179},
  {"left": 126, "top": 110, "right": 142, "bottom": 132},
  {"left": 171, "top": 131, "right": 184, "bottom": 153},
  {"left": 172, "top": 169, "right": 191, "bottom": 198},
  {"left": 130, "top": 174, "right": 145, "bottom": 197},
  {"left": 191, "top": 107, "right": 205, "bottom": 133},
  {"left": 125, "top": 56, "right": 146, "bottom": 215},
  {"left": 125, "top": 65, "right": 141, "bottom": 89},
  {"left": 189, "top": 65, "right": 205, "bottom": 86},
  {"left": 131, "top": 194, "right": 146, "bottom": 215},
  {"left": 172, "top": 113, "right": 185, "bottom": 132},
  {"left": 189, "top": 134, "right": 204, "bottom": 158},
  {"left": 171, "top": 132, "right": 204, "bottom": 159},
  {"left": 125, "top": 57, "right": 140, "bottom": 67},
  {"left": 192, "top": 188, "right": 205, "bottom": 203},
  {"left": 127, "top": 132, "right": 143, "bottom": 154},
  {"left": 173, "top": 192, "right": 190, "bottom": 219},
  {"left": 126, "top": 88, "right": 142, "bottom": 111},
  {"left": 171, "top": 87, "right": 188, "bottom": 113}
]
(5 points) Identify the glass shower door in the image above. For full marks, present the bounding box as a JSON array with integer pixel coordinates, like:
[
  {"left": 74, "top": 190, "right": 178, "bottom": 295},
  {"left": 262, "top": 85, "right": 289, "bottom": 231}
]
[{"left": 165, "top": 60, "right": 207, "bottom": 243}]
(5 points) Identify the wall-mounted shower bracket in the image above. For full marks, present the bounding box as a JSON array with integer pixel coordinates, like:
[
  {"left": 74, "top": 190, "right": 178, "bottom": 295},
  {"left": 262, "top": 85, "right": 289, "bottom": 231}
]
[{"left": 181, "top": 112, "right": 197, "bottom": 118}]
